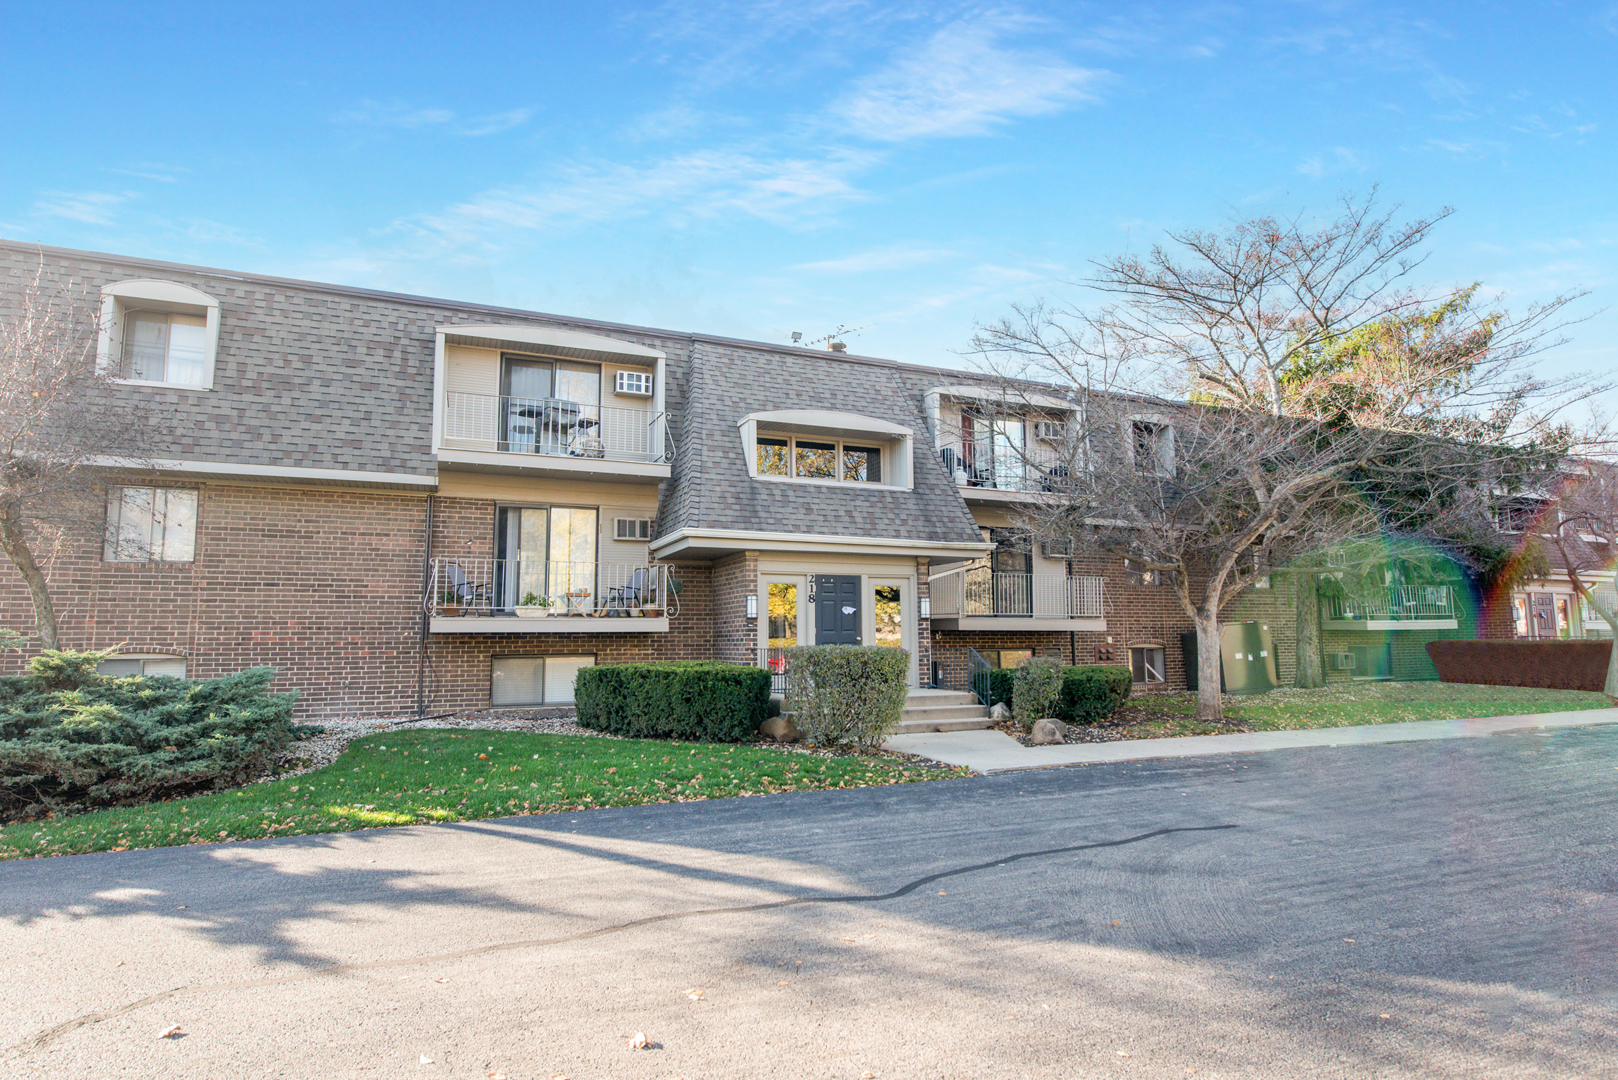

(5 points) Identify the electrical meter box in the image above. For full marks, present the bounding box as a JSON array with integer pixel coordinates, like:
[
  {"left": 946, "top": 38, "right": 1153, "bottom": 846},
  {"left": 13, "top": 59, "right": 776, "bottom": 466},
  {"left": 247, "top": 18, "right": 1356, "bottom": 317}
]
[{"left": 1182, "top": 621, "right": 1279, "bottom": 695}]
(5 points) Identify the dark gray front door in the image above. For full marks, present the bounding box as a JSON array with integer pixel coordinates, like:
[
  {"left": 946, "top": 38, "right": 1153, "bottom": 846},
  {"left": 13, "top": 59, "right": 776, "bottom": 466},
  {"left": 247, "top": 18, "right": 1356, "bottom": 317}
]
[{"left": 815, "top": 575, "right": 861, "bottom": 645}]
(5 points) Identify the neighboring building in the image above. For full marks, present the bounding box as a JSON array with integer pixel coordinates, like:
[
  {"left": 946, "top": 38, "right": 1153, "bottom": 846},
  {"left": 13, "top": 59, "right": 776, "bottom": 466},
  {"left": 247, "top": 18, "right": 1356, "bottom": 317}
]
[{"left": 0, "top": 241, "right": 1504, "bottom": 717}]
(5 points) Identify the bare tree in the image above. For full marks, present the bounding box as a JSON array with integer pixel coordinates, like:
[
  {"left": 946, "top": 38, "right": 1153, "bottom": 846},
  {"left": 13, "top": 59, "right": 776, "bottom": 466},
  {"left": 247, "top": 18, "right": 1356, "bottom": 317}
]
[
  {"left": 973, "top": 192, "right": 1598, "bottom": 721},
  {"left": 1547, "top": 460, "right": 1618, "bottom": 698},
  {"left": 0, "top": 260, "right": 160, "bottom": 649}
]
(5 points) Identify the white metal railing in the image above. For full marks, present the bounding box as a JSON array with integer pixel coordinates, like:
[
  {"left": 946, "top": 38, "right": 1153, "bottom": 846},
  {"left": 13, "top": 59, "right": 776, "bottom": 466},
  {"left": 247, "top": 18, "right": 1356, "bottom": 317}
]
[
  {"left": 428, "top": 558, "right": 670, "bottom": 618},
  {"left": 1324, "top": 585, "right": 1457, "bottom": 621},
  {"left": 1582, "top": 586, "right": 1617, "bottom": 637},
  {"left": 930, "top": 568, "right": 1104, "bottom": 618},
  {"left": 442, "top": 392, "right": 669, "bottom": 464}
]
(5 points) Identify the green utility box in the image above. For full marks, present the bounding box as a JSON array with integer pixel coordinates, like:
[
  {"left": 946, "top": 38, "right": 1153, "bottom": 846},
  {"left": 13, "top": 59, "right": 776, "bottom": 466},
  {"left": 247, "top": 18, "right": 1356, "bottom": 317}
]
[{"left": 1182, "top": 621, "right": 1279, "bottom": 695}]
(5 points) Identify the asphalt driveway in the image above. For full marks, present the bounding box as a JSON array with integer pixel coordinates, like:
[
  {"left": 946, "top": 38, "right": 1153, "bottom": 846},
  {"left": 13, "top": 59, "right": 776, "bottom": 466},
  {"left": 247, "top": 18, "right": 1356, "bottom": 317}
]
[{"left": 3, "top": 726, "right": 1615, "bottom": 1079}]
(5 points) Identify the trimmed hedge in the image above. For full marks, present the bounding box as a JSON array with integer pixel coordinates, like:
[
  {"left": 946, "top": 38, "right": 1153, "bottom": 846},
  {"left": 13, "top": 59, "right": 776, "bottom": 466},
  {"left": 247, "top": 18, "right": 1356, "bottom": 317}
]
[
  {"left": 574, "top": 661, "right": 771, "bottom": 742},
  {"left": 1055, "top": 665, "right": 1135, "bottom": 725},
  {"left": 784, "top": 645, "right": 910, "bottom": 750},
  {"left": 0, "top": 650, "right": 297, "bottom": 821},
  {"left": 1426, "top": 640, "right": 1612, "bottom": 693},
  {"left": 988, "top": 668, "right": 1017, "bottom": 709}
]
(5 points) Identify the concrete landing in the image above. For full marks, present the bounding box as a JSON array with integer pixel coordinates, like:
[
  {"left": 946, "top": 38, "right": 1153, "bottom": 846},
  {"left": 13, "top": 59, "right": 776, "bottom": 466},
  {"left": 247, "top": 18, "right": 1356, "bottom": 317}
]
[{"left": 883, "top": 707, "right": 1618, "bottom": 774}]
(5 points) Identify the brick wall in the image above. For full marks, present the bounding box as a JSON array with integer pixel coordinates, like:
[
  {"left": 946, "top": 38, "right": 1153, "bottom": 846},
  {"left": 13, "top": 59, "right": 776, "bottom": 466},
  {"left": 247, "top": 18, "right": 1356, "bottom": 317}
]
[{"left": 710, "top": 551, "right": 759, "bottom": 664}]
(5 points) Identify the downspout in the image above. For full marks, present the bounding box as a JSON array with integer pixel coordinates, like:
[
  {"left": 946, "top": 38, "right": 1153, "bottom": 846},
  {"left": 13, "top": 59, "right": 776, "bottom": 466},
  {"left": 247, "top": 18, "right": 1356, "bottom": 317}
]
[{"left": 416, "top": 494, "right": 435, "bottom": 718}]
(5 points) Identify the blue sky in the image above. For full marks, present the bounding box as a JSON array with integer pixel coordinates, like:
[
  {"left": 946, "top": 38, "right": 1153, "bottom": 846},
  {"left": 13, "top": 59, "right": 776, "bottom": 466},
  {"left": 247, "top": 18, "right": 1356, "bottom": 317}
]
[{"left": 3, "top": 1, "right": 1613, "bottom": 397}]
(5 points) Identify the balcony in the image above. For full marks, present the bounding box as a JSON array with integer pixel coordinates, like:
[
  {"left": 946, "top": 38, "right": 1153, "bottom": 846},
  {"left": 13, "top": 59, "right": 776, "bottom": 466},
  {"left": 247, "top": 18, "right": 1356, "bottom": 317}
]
[
  {"left": 427, "top": 558, "right": 673, "bottom": 633},
  {"left": 437, "top": 392, "right": 671, "bottom": 482},
  {"left": 939, "top": 447, "right": 1076, "bottom": 503},
  {"left": 1323, "top": 585, "right": 1459, "bottom": 630},
  {"left": 929, "top": 567, "right": 1106, "bottom": 631}
]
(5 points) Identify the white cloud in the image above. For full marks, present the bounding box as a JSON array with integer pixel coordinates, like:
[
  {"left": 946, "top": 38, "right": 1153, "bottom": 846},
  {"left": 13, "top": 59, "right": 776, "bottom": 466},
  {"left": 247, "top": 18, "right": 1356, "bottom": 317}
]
[
  {"left": 111, "top": 163, "right": 186, "bottom": 183},
  {"left": 399, "top": 145, "right": 876, "bottom": 249},
  {"left": 832, "top": 18, "right": 1102, "bottom": 141},
  {"left": 34, "top": 190, "right": 134, "bottom": 225},
  {"left": 333, "top": 100, "right": 533, "bottom": 136},
  {"left": 334, "top": 99, "right": 456, "bottom": 128},
  {"left": 792, "top": 246, "right": 955, "bottom": 273},
  {"left": 1296, "top": 147, "right": 1365, "bottom": 179}
]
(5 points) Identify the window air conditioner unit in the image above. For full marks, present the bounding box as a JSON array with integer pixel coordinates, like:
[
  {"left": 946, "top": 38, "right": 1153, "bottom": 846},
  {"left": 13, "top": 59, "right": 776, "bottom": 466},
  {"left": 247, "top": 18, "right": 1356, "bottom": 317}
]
[
  {"left": 614, "top": 370, "right": 654, "bottom": 397},
  {"left": 614, "top": 517, "right": 652, "bottom": 541},
  {"left": 1330, "top": 652, "right": 1356, "bottom": 671},
  {"left": 1039, "top": 538, "right": 1074, "bottom": 559},
  {"left": 1326, "top": 549, "right": 1348, "bottom": 568},
  {"left": 1033, "top": 420, "right": 1066, "bottom": 442}
]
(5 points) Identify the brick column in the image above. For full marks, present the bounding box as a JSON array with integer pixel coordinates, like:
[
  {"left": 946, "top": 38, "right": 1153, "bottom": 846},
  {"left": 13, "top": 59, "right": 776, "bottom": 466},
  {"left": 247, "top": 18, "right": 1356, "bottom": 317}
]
[
  {"left": 915, "top": 557, "right": 933, "bottom": 686},
  {"left": 711, "top": 550, "right": 760, "bottom": 664}
]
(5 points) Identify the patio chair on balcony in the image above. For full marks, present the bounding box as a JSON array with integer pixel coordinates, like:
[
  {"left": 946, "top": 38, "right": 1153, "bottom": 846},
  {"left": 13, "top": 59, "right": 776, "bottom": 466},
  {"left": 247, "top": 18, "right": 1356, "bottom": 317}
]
[
  {"left": 605, "top": 568, "right": 650, "bottom": 613},
  {"left": 440, "top": 562, "right": 491, "bottom": 615}
]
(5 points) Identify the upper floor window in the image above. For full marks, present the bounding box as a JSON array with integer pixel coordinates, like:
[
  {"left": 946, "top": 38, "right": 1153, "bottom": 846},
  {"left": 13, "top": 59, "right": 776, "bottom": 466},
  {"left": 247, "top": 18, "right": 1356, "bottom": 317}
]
[
  {"left": 97, "top": 280, "right": 221, "bottom": 389},
  {"left": 1124, "top": 558, "right": 1162, "bottom": 587},
  {"left": 756, "top": 433, "right": 883, "bottom": 484},
  {"left": 105, "top": 486, "right": 198, "bottom": 562},
  {"left": 1130, "top": 418, "right": 1174, "bottom": 476}
]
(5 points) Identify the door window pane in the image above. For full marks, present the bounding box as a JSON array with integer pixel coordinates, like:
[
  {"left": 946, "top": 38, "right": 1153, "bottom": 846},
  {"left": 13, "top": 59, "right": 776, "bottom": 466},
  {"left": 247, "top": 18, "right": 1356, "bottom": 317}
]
[
  {"left": 550, "top": 508, "right": 598, "bottom": 611},
  {"left": 1556, "top": 597, "right": 1572, "bottom": 637},
  {"left": 874, "top": 585, "right": 903, "bottom": 648},
  {"left": 768, "top": 583, "right": 798, "bottom": 647},
  {"left": 991, "top": 419, "right": 1024, "bottom": 488},
  {"left": 758, "top": 438, "right": 789, "bottom": 476},
  {"left": 796, "top": 440, "right": 837, "bottom": 479}
]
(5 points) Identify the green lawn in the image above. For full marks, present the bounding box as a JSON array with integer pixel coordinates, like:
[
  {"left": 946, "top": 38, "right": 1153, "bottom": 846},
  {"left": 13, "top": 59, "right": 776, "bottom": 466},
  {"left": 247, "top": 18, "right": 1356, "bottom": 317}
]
[
  {"left": 1106, "top": 681, "right": 1614, "bottom": 739},
  {"left": 0, "top": 730, "right": 966, "bottom": 861}
]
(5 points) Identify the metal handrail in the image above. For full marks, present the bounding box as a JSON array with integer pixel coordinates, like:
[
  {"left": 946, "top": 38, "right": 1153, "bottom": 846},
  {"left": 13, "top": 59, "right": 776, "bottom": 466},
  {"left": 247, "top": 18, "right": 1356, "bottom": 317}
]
[
  {"left": 1324, "top": 584, "right": 1457, "bottom": 620},
  {"left": 442, "top": 392, "right": 670, "bottom": 464},
  {"left": 930, "top": 568, "right": 1105, "bottom": 618},
  {"left": 428, "top": 558, "right": 669, "bottom": 617}
]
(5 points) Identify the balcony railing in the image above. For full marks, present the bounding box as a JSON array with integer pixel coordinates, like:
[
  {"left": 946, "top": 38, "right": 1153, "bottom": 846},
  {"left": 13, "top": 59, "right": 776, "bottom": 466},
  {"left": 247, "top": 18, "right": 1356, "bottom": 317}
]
[
  {"left": 442, "top": 392, "right": 670, "bottom": 464},
  {"left": 1323, "top": 585, "right": 1457, "bottom": 621},
  {"left": 930, "top": 568, "right": 1104, "bottom": 618},
  {"left": 428, "top": 558, "right": 670, "bottom": 618}
]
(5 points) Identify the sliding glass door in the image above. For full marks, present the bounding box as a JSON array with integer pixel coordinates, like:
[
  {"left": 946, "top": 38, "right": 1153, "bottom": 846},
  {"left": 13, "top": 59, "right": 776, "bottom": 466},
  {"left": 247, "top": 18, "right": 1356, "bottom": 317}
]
[
  {"left": 495, "top": 506, "right": 598, "bottom": 611},
  {"left": 499, "top": 356, "right": 601, "bottom": 456}
]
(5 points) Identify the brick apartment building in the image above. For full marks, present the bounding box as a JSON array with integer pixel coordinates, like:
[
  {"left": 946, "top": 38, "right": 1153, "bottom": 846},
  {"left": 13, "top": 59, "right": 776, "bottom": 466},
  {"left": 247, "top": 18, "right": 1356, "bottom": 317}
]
[{"left": 0, "top": 241, "right": 1499, "bottom": 718}]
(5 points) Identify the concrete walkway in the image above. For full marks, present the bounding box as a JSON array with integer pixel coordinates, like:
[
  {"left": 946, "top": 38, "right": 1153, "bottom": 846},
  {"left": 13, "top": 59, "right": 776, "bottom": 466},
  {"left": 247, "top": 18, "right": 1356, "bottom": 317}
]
[{"left": 883, "top": 706, "right": 1618, "bottom": 773}]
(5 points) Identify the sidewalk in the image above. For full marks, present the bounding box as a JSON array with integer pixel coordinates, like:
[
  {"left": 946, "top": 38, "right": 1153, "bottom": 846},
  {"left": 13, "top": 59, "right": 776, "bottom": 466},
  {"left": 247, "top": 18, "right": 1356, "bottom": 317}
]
[{"left": 883, "top": 707, "right": 1618, "bottom": 774}]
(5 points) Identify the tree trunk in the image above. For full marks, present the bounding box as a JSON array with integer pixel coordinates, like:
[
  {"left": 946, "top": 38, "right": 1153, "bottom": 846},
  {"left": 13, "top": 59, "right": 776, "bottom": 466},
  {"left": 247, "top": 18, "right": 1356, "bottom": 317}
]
[
  {"left": 1195, "top": 613, "right": 1223, "bottom": 722},
  {"left": 1605, "top": 621, "right": 1618, "bottom": 702},
  {"left": 1294, "top": 572, "right": 1325, "bottom": 688},
  {"left": 0, "top": 499, "right": 57, "bottom": 650}
]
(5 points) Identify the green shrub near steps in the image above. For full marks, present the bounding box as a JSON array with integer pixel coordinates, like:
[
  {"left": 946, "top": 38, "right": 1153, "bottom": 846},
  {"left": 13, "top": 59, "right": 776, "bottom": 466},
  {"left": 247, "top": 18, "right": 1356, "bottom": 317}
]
[
  {"left": 988, "top": 668, "right": 1017, "bottom": 709},
  {"left": 784, "top": 645, "right": 910, "bottom": 750},
  {"left": 0, "top": 650, "right": 298, "bottom": 822},
  {"left": 574, "top": 661, "right": 771, "bottom": 742},
  {"left": 1056, "top": 665, "right": 1134, "bottom": 725}
]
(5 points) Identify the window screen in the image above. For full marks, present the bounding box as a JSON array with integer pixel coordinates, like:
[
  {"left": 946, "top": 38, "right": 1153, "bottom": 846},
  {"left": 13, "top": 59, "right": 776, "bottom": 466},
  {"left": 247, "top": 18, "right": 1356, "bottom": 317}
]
[{"left": 491, "top": 655, "right": 595, "bottom": 706}]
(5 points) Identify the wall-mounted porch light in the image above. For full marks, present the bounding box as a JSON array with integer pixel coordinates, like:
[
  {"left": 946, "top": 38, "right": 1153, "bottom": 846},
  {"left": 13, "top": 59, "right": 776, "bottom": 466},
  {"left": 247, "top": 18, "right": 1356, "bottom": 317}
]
[
  {"left": 745, "top": 593, "right": 758, "bottom": 621},
  {"left": 919, "top": 596, "right": 931, "bottom": 620}
]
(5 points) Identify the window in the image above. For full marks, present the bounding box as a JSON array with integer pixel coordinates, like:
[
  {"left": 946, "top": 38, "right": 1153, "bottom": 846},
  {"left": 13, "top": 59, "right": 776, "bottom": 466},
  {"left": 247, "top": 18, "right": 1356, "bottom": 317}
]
[
  {"left": 1512, "top": 595, "right": 1531, "bottom": 638},
  {"left": 1130, "top": 647, "right": 1165, "bottom": 684},
  {"left": 756, "top": 434, "right": 882, "bottom": 483},
  {"left": 123, "top": 311, "right": 208, "bottom": 384},
  {"left": 768, "top": 583, "right": 799, "bottom": 648},
  {"left": 105, "top": 487, "right": 197, "bottom": 562},
  {"left": 97, "top": 656, "right": 187, "bottom": 678},
  {"left": 962, "top": 411, "right": 1025, "bottom": 489},
  {"left": 1124, "top": 558, "right": 1161, "bottom": 587},
  {"left": 1131, "top": 419, "right": 1174, "bottom": 476},
  {"left": 614, "top": 370, "right": 653, "bottom": 397},
  {"left": 499, "top": 355, "right": 602, "bottom": 456},
  {"left": 614, "top": 517, "right": 652, "bottom": 541},
  {"left": 874, "top": 585, "right": 903, "bottom": 649},
  {"left": 491, "top": 654, "right": 594, "bottom": 705},
  {"left": 495, "top": 506, "right": 597, "bottom": 611},
  {"left": 97, "top": 280, "right": 220, "bottom": 388}
]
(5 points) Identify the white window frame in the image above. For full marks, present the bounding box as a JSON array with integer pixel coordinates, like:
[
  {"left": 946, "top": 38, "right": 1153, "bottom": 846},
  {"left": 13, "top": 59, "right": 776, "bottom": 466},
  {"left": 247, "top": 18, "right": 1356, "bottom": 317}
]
[
  {"left": 97, "top": 655, "right": 188, "bottom": 678},
  {"left": 754, "top": 432, "right": 888, "bottom": 485},
  {"left": 491, "top": 654, "right": 595, "bottom": 706},
  {"left": 1126, "top": 413, "right": 1175, "bottom": 477},
  {"left": 737, "top": 410, "right": 913, "bottom": 490},
  {"left": 614, "top": 517, "right": 653, "bottom": 541},
  {"left": 104, "top": 486, "right": 199, "bottom": 563},
  {"left": 97, "top": 280, "right": 221, "bottom": 390}
]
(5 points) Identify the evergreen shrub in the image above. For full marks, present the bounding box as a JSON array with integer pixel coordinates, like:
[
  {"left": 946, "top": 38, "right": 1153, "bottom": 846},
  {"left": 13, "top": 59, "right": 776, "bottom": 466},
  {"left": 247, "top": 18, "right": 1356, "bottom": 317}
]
[
  {"left": 988, "top": 668, "right": 1017, "bottom": 709},
  {"left": 573, "top": 661, "right": 771, "bottom": 742},
  {"left": 1011, "top": 657, "right": 1063, "bottom": 727},
  {"left": 784, "top": 645, "right": 910, "bottom": 750},
  {"left": 1055, "top": 665, "right": 1134, "bottom": 725},
  {"left": 0, "top": 650, "right": 298, "bottom": 821}
]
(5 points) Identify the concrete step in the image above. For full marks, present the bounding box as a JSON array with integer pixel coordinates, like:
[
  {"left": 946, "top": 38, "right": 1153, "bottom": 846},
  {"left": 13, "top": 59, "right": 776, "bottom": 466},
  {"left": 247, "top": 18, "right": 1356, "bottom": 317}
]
[
  {"left": 903, "top": 689, "right": 980, "bottom": 707},
  {"left": 892, "top": 715, "right": 996, "bottom": 735},
  {"left": 900, "top": 703, "right": 994, "bottom": 724}
]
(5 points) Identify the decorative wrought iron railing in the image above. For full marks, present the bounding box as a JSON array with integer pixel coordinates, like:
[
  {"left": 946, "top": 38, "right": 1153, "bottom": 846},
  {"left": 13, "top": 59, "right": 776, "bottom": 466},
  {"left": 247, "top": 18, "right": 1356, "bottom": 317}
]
[
  {"left": 1323, "top": 585, "right": 1457, "bottom": 621},
  {"left": 427, "top": 558, "right": 669, "bottom": 618},
  {"left": 929, "top": 568, "right": 1104, "bottom": 618},
  {"left": 442, "top": 392, "right": 670, "bottom": 464}
]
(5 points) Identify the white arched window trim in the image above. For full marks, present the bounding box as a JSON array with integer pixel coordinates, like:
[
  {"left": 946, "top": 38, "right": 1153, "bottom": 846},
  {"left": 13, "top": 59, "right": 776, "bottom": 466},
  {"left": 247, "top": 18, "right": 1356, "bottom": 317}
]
[{"left": 97, "top": 279, "right": 221, "bottom": 390}]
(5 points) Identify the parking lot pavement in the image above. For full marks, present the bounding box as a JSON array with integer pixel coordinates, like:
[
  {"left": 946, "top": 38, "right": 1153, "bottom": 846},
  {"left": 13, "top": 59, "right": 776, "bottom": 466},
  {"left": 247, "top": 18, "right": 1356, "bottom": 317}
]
[{"left": 3, "top": 725, "right": 1616, "bottom": 1079}]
